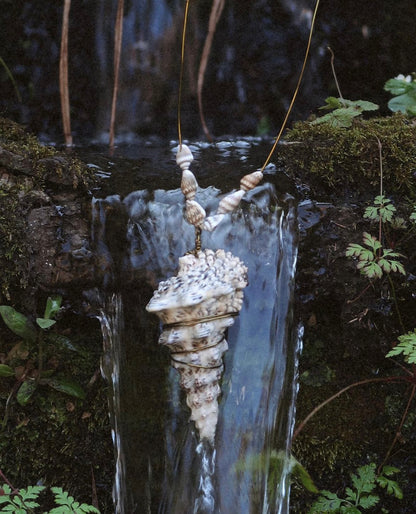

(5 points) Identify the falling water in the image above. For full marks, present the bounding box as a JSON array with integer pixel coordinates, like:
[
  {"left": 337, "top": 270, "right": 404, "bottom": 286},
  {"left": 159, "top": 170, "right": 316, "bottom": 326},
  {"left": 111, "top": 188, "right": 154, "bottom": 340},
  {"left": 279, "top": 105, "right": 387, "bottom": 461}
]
[{"left": 87, "top": 139, "right": 300, "bottom": 513}]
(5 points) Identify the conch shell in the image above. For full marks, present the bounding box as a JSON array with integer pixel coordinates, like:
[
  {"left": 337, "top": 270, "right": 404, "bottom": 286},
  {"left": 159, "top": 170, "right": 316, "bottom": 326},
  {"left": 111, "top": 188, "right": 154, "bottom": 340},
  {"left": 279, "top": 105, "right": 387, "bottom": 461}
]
[{"left": 146, "top": 248, "right": 248, "bottom": 441}]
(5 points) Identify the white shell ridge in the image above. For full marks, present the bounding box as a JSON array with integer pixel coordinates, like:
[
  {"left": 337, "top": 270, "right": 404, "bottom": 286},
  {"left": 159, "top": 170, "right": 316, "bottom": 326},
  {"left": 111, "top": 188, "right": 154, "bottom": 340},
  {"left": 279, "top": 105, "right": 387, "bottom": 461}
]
[
  {"left": 240, "top": 170, "right": 263, "bottom": 191},
  {"left": 181, "top": 169, "right": 198, "bottom": 200},
  {"left": 217, "top": 189, "right": 245, "bottom": 215},
  {"left": 185, "top": 199, "right": 206, "bottom": 227},
  {"left": 176, "top": 144, "right": 194, "bottom": 171}
]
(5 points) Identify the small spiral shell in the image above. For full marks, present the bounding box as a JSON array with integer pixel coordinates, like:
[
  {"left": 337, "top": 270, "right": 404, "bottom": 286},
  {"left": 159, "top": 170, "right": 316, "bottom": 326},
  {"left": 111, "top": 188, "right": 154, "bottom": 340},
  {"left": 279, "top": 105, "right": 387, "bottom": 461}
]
[
  {"left": 176, "top": 144, "right": 194, "bottom": 171},
  {"left": 181, "top": 169, "right": 198, "bottom": 200},
  {"left": 202, "top": 214, "right": 225, "bottom": 232},
  {"left": 185, "top": 199, "right": 206, "bottom": 227},
  {"left": 217, "top": 189, "right": 245, "bottom": 215},
  {"left": 240, "top": 170, "right": 263, "bottom": 192}
]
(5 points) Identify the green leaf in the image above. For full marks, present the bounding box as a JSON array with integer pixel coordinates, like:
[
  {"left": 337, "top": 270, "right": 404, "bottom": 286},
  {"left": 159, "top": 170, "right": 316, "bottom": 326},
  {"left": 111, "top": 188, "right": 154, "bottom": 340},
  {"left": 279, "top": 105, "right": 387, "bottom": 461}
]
[
  {"left": 377, "top": 475, "right": 403, "bottom": 499},
  {"left": 36, "top": 317, "right": 56, "bottom": 329},
  {"left": 44, "top": 295, "right": 62, "bottom": 320},
  {"left": 309, "top": 491, "right": 342, "bottom": 513},
  {"left": 47, "top": 377, "right": 86, "bottom": 399},
  {"left": 351, "top": 464, "right": 377, "bottom": 494},
  {"left": 386, "top": 329, "right": 416, "bottom": 364},
  {"left": 16, "top": 380, "right": 37, "bottom": 406},
  {"left": 0, "top": 364, "right": 15, "bottom": 377},
  {"left": 384, "top": 78, "right": 413, "bottom": 96},
  {"left": 0, "top": 306, "right": 37, "bottom": 343},
  {"left": 358, "top": 494, "right": 379, "bottom": 508}
]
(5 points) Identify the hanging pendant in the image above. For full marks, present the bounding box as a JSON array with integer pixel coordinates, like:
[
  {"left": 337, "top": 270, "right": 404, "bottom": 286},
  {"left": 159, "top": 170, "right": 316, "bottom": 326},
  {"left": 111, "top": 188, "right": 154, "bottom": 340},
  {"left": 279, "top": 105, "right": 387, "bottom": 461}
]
[{"left": 146, "top": 248, "right": 248, "bottom": 442}]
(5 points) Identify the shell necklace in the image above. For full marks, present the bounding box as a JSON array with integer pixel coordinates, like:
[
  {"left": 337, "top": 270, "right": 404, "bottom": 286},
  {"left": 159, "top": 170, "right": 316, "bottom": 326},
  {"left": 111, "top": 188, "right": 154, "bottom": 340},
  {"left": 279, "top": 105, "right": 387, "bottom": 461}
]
[{"left": 146, "top": 0, "right": 320, "bottom": 442}]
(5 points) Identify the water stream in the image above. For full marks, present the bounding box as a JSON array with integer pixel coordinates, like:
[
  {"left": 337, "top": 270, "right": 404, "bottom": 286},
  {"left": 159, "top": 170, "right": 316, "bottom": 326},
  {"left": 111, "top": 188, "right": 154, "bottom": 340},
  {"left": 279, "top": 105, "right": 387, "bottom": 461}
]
[{"left": 86, "top": 140, "right": 300, "bottom": 513}]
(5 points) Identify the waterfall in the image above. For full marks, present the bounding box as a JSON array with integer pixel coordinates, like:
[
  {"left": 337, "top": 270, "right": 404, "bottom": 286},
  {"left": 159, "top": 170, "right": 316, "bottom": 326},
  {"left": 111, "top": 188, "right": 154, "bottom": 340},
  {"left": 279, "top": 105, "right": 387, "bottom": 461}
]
[{"left": 89, "top": 139, "right": 300, "bottom": 513}]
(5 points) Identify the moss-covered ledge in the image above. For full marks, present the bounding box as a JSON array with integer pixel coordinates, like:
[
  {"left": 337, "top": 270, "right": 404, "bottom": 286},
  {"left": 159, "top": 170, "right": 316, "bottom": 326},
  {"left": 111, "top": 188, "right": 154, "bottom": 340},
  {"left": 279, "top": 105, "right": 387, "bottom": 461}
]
[
  {"left": 280, "top": 113, "right": 416, "bottom": 197},
  {"left": 0, "top": 118, "right": 97, "bottom": 304}
]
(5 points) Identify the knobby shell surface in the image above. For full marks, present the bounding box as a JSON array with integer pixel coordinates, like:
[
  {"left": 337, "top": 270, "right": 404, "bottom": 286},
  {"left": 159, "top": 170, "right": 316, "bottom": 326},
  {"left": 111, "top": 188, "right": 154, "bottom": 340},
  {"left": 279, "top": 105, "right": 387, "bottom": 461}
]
[
  {"left": 146, "top": 248, "right": 248, "bottom": 441},
  {"left": 240, "top": 170, "right": 264, "bottom": 192}
]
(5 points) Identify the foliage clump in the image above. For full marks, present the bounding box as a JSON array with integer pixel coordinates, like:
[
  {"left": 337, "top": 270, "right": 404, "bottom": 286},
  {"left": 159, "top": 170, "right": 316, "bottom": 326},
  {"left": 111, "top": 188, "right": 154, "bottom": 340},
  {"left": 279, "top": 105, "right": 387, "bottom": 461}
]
[{"left": 282, "top": 114, "right": 416, "bottom": 196}]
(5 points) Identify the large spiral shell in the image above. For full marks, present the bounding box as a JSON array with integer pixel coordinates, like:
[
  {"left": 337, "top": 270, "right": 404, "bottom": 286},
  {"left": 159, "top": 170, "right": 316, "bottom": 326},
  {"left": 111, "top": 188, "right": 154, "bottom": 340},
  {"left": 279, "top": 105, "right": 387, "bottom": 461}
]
[{"left": 146, "top": 249, "right": 248, "bottom": 441}]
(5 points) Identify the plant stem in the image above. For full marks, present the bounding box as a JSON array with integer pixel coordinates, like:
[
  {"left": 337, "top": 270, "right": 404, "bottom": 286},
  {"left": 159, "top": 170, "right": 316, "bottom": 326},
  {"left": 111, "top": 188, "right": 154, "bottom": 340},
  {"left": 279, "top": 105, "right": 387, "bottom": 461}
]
[
  {"left": 388, "top": 274, "right": 406, "bottom": 334},
  {"left": 109, "top": 0, "right": 124, "bottom": 153},
  {"left": 327, "top": 46, "right": 344, "bottom": 102},
  {"left": 378, "top": 383, "right": 416, "bottom": 473},
  {"left": 59, "top": 0, "right": 72, "bottom": 147},
  {"left": 293, "top": 376, "right": 402, "bottom": 441}
]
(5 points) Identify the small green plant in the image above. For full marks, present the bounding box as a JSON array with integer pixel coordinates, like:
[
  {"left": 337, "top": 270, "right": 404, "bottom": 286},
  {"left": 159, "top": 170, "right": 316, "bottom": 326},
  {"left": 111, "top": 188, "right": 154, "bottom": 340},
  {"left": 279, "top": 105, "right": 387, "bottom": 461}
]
[
  {"left": 0, "top": 296, "right": 85, "bottom": 426},
  {"left": 384, "top": 74, "right": 416, "bottom": 117},
  {"left": 363, "top": 195, "right": 396, "bottom": 224},
  {"left": 311, "top": 97, "right": 379, "bottom": 128},
  {"left": 309, "top": 463, "right": 402, "bottom": 513},
  {"left": 0, "top": 483, "right": 100, "bottom": 513},
  {"left": 346, "top": 231, "right": 405, "bottom": 279},
  {"left": 0, "top": 484, "right": 45, "bottom": 512},
  {"left": 386, "top": 329, "right": 416, "bottom": 364}
]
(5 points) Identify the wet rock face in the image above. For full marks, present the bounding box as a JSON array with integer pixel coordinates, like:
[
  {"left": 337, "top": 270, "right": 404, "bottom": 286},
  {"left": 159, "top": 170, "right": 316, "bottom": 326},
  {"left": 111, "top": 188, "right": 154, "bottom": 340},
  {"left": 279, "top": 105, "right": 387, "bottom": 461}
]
[{"left": 0, "top": 118, "right": 96, "bottom": 301}]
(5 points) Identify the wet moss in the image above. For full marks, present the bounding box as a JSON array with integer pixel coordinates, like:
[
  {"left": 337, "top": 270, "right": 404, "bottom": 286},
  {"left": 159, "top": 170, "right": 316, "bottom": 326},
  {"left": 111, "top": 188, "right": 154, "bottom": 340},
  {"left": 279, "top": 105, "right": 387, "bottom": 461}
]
[
  {"left": 0, "top": 117, "right": 96, "bottom": 301},
  {"left": 282, "top": 113, "right": 416, "bottom": 196}
]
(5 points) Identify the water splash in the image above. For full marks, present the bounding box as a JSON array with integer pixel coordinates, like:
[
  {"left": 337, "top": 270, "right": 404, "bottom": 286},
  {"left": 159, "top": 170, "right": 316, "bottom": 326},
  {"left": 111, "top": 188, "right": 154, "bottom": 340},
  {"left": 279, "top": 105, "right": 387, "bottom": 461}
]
[{"left": 90, "top": 140, "right": 300, "bottom": 513}]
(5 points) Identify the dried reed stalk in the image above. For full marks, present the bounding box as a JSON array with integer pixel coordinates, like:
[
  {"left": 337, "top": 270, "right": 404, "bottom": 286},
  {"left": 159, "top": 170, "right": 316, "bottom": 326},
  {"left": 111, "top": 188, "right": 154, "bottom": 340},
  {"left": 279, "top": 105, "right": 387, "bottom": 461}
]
[
  {"left": 59, "top": 0, "right": 72, "bottom": 146},
  {"left": 109, "top": 0, "right": 124, "bottom": 151},
  {"left": 197, "top": 0, "right": 225, "bottom": 141}
]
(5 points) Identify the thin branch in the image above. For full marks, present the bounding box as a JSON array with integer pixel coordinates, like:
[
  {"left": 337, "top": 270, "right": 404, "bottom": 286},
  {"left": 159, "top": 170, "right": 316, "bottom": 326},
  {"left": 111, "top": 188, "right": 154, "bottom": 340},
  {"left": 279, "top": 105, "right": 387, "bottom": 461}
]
[
  {"left": 378, "top": 383, "right": 416, "bottom": 473},
  {"left": 197, "top": 0, "right": 225, "bottom": 142},
  {"left": 59, "top": 0, "right": 72, "bottom": 147},
  {"left": 327, "top": 46, "right": 343, "bottom": 102},
  {"left": 293, "top": 376, "right": 403, "bottom": 441},
  {"left": 109, "top": 0, "right": 124, "bottom": 152}
]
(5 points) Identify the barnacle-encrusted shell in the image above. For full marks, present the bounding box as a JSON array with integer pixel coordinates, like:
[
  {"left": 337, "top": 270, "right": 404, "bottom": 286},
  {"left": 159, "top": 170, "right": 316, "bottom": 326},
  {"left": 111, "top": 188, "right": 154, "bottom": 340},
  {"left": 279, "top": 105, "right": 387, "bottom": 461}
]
[
  {"left": 146, "top": 249, "right": 248, "bottom": 441},
  {"left": 185, "top": 199, "right": 206, "bottom": 227},
  {"left": 176, "top": 144, "right": 194, "bottom": 171},
  {"left": 240, "top": 170, "right": 263, "bottom": 192},
  {"left": 217, "top": 189, "right": 245, "bottom": 215},
  {"left": 181, "top": 169, "right": 198, "bottom": 200}
]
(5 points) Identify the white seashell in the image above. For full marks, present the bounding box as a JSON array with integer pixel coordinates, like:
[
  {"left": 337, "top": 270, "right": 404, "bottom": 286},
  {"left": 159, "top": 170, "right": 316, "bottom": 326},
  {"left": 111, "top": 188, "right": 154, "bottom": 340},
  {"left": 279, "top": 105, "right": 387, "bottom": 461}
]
[
  {"left": 176, "top": 144, "right": 194, "bottom": 171},
  {"left": 181, "top": 169, "right": 198, "bottom": 200},
  {"left": 240, "top": 170, "right": 263, "bottom": 191},
  {"left": 202, "top": 214, "right": 225, "bottom": 232},
  {"left": 185, "top": 199, "right": 206, "bottom": 227},
  {"left": 146, "top": 249, "right": 248, "bottom": 441},
  {"left": 217, "top": 189, "right": 245, "bottom": 215}
]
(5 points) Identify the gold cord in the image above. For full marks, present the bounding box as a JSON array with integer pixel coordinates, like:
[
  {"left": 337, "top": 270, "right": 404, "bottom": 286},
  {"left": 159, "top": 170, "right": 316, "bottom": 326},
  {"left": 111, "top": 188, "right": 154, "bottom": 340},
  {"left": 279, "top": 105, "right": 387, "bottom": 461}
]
[
  {"left": 178, "top": 0, "right": 191, "bottom": 149},
  {"left": 163, "top": 311, "right": 239, "bottom": 329},
  {"left": 260, "top": 0, "right": 321, "bottom": 172}
]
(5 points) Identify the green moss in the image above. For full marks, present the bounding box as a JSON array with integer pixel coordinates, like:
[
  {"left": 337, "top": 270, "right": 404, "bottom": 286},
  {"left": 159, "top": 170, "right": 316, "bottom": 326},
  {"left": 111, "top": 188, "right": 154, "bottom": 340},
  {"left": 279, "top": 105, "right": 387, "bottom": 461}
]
[
  {"left": 0, "top": 117, "right": 96, "bottom": 301},
  {"left": 282, "top": 114, "right": 416, "bottom": 196}
]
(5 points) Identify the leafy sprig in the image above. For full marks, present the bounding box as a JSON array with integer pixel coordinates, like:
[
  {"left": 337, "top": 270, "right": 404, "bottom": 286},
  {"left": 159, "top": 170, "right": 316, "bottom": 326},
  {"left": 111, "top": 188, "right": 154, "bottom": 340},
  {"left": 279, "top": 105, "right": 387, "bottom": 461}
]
[
  {"left": 384, "top": 74, "right": 416, "bottom": 117},
  {"left": 363, "top": 195, "right": 396, "bottom": 224},
  {"left": 311, "top": 97, "right": 379, "bottom": 128},
  {"left": 346, "top": 232, "right": 405, "bottom": 279},
  {"left": 309, "top": 463, "right": 402, "bottom": 513},
  {"left": 386, "top": 329, "right": 416, "bottom": 364}
]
